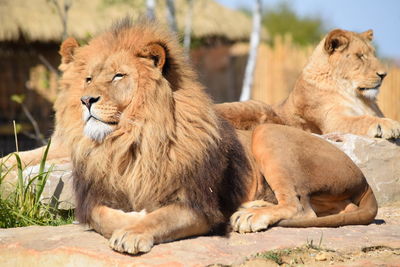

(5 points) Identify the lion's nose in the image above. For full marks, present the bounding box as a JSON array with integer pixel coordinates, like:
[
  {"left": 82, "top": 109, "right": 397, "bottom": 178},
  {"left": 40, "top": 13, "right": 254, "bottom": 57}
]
[
  {"left": 377, "top": 71, "right": 387, "bottom": 80},
  {"left": 81, "top": 96, "right": 100, "bottom": 109}
]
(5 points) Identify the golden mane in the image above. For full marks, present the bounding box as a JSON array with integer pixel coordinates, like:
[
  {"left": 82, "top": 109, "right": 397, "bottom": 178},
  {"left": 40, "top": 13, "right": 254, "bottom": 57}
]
[{"left": 62, "top": 20, "right": 250, "bottom": 228}]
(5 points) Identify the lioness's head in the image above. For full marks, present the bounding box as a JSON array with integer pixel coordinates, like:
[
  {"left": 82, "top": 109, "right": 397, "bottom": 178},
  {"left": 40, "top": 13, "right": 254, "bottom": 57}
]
[
  {"left": 59, "top": 20, "right": 183, "bottom": 143},
  {"left": 307, "top": 29, "right": 387, "bottom": 100}
]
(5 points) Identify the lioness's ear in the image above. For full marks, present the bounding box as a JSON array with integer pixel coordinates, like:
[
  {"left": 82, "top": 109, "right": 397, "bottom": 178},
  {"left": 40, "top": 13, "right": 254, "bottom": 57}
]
[
  {"left": 361, "top": 29, "right": 373, "bottom": 41},
  {"left": 139, "top": 43, "right": 166, "bottom": 70},
  {"left": 324, "top": 29, "right": 350, "bottom": 54},
  {"left": 59, "top": 37, "right": 79, "bottom": 64}
]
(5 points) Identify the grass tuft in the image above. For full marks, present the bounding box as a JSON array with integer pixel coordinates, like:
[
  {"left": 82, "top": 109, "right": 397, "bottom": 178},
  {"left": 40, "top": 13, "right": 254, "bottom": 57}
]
[
  {"left": 256, "top": 250, "right": 284, "bottom": 265},
  {"left": 0, "top": 140, "right": 74, "bottom": 228}
]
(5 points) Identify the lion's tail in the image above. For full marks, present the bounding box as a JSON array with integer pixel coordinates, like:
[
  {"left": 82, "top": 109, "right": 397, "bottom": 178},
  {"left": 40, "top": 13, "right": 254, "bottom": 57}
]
[{"left": 277, "top": 186, "right": 378, "bottom": 228}]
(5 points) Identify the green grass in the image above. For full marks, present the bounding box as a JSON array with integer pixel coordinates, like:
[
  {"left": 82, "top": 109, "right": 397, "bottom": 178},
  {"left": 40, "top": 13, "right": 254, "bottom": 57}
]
[
  {"left": 253, "top": 237, "right": 335, "bottom": 266},
  {"left": 0, "top": 140, "right": 74, "bottom": 228},
  {"left": 256, "top": 250, "right": 285, "bottom": 265}
]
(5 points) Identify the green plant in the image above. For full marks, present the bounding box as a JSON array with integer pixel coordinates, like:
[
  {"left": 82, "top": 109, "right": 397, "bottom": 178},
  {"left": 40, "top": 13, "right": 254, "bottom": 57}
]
[
  {"left": 262, "top": 1, "right": 325, "bottom": 46},
  {"left": 257, "top": 250, "right": 284, "bottom": 265},
  {"left": 0, "top": 140, "right": 74, "bottom": 228},
  {"left": 11, "top": 94, "right": 46, "bottom": 145},
  {"left": 306, "top": 232, "right": 324, "bottom": 250}
]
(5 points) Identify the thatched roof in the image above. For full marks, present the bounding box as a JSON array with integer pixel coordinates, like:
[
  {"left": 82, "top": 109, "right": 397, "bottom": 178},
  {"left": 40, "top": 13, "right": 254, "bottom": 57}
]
[{"left": 0, "top": 0, "right": 254, "bottom": 42}]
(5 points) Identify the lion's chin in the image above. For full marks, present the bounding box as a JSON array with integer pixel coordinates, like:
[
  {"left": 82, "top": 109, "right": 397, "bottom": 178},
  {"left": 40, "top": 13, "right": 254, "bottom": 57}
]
[
  {"left": 358, "top": 87, "right": 379, "bottom": 100},
  {"left": 84, "top": 118, "right": 115, "bottom": 142}
]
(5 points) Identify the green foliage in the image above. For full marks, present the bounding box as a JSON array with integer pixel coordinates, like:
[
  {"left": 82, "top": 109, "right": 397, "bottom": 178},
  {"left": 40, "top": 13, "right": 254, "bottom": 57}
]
[
  {"left": 0, "top": 141, "right": 74, "bottom": 228},
  {"left": 263, "top": 2, "right": 325, "bottom": 46},
  {"left": 257, "top": 250, "right": 284, "bottom": 265},
  {"left": 10, "top": 94, "right": 26, "bottom": 104}
]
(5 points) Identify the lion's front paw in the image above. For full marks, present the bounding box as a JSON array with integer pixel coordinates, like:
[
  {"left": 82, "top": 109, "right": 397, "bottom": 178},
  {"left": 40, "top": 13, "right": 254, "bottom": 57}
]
[
  {"left": 230, "top": 208, "right": 271, "bottom": 234},
  {"left": 109, "top": 228, "right": 154, "bottom": 255},
  {"left": 369, "top": 118, "right": 400, "bottom": 139}
]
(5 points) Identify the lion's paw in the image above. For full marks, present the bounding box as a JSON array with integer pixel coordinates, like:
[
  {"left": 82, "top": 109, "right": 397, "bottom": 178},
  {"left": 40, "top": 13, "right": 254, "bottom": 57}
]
[
  {"left": 369, "top": 118, "right": 400, "bottom": 139},
  {"left": 239, "top": 200, "right": 274, "bottom": 209},
  {"left": 230, "top": 208, "right": 271, "bottom": 234},
  {"left": 109, "top": 229, "right": 154, "bottom": 255}
]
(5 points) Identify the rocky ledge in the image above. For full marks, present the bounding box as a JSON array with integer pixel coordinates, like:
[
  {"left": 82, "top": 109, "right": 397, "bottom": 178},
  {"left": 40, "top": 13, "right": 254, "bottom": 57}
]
[
  {"left": 1, "top": 134, "right": 399, "bottom": 266},
  {"left": 0, "top": 204, "right": 399, "bottom": 266}
]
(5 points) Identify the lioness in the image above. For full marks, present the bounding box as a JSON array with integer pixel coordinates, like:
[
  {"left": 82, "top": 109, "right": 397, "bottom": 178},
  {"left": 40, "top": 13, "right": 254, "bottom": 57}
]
[{"left": 216, "top": 29, "right": 400, "bottom": 139}]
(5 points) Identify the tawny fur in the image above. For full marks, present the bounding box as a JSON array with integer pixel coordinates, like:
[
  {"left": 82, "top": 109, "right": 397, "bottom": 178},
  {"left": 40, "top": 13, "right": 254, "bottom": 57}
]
[
  {"left": 215, "top": 100, "right": 284, "bottom": 130},
  {"left": 1, "top": 21, "right": 378, "bottom": 255},
  {"left": 216, "top": 29, "right": 400, "bottom": 139}
]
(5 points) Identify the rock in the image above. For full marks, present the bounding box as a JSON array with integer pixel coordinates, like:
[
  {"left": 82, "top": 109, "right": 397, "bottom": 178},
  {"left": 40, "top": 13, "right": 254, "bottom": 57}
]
[
  {"left": 1, "top": 163, "right": 74, "bottom": 210},
  {"left": 315, "top": 252, "right": 328, "bottom": 261},
  {"left": 0, "top": 208, "right": 399, "bottom": 266},
  {"left": 322, "top": 134, "right": 400, "bottom": 205}
]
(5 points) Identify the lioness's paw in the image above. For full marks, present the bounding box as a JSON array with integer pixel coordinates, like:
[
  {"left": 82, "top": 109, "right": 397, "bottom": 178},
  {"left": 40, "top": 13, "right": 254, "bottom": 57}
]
[
  {"left": 369, "top": 118, "right": 400, "bottom": 139},
  {"left": 109, "top": 229, "right": 154, "bottom": 255},
  {"left": 230, "top": 209, "right": 271, "bottom": 234}
]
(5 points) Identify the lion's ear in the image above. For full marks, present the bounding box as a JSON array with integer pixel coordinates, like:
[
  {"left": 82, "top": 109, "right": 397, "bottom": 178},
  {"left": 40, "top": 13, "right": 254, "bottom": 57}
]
[
  {"left": 361, "top": 29, "right": 373, "bottom": 41},
  {"left": 59, "top": 37, "right": 79, "bottom": 64},
  {"left": 324, "top": 29, "right": 350, "bottom": 54},
  {"left": 140, "top": 43, "right": 166, "bottom": 70}
]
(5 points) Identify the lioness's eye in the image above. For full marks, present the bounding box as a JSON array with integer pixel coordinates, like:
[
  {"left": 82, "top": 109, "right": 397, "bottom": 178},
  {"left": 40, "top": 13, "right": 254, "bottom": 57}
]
[
  {"left": 356, "top": 53, "right": 364, "bottom": 59},
  {"left": 86, "top": 77, "right": 92, "bottom": 84},
  {"left": 112, "top": 73, "right": 125, "bottom": 81}
]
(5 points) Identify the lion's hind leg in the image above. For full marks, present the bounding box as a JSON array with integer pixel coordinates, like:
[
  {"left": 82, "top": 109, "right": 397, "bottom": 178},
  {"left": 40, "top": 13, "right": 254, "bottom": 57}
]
[
  {"left": 231, "top": 124, "right": 320, "bottom": 233},
  {"left": 234, "top": 123, "right": 378, "bottom": 231},
  {"left": 231, "top": 193, "right": 317, "bottom": 233}
]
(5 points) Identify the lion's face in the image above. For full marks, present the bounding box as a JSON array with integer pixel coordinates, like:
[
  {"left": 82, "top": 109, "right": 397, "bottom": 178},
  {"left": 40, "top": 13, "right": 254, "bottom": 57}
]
[
  {"left": 59, "top": 33, "right": 168, "bottom": 143},
  {"left": 79, "top": 51, "right": 138, "bottom": 142},
  {"left": 324, "top": 29, "right": 387, "bottom": 100}
]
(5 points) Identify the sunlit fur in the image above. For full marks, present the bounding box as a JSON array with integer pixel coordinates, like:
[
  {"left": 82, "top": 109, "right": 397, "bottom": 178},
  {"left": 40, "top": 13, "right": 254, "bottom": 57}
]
[
  {"left": 2, "top": 22, "right": 378, "bottom": 255},
  {"left": 81, "top": 108, "right": 114, "bottom": 142},
  {"left": 216, "top": 29, "right": 399, "bottom": 139},
  {"left": 272, "top": 29, "right": 400, "bottom": 139},
  {"left": 58, "top": 20, "right": 253, "bottom": 231}
]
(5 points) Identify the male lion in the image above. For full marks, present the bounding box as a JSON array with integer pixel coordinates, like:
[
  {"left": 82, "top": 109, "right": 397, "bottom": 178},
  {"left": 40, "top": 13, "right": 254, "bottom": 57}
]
[
  {"left": 3, "top": 21, "right": 377, "bottom": 255},
  {"left": 216, "top": 29, "right": 400, "bottom": 139}
]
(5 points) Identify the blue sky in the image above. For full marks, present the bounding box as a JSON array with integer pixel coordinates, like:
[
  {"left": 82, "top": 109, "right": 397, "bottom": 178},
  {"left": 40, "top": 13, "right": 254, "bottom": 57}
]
[{"left": 216, "top": 0, "right": 400, "bottom": 59}]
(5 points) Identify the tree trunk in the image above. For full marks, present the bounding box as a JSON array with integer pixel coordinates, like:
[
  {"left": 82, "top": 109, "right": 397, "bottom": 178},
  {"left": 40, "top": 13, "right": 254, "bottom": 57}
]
[
  {"left": 183, "top": 0, "right": 194, "bottom": 56},
  {"left": 50, "top": 0, "right": 72, "bottom": 41},
  {"left": 166, "top": 0, "right": 178, "bottom": 32},
  {"left": 240, "top": 0, "right": 262, "bottom": 101},
  {"left": 146, "top": 0, "right": 156, "bottom": 20}
]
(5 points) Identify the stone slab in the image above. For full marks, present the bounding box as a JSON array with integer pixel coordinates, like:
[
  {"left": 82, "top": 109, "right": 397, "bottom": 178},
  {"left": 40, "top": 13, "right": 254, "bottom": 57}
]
[
  {"left": 0, "top": 206, "right": 399, "bottom": 267},
  {"left": 323, "top": 134, "right": 400, "bottom": 205}
]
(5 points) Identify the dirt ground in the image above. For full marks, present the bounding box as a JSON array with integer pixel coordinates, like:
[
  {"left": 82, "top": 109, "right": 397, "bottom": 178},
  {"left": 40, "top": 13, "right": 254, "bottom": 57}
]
[
  {"left": 231, "top": 244, "right": 400, "bottom": 267},
  {"left": 212, "top": 202, "right": 400, "bottom": 267}
]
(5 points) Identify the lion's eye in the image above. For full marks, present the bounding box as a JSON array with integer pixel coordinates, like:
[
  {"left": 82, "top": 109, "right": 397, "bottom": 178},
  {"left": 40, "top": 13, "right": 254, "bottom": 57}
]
[
  {"left": 356, "top": 53, "right": 364, "bottom": 60},
  {"left": 112, "top": 73, "right": 125, "bottom": 82},
  {"left": 86, "top": 77, "right": 92, "bottom": 84}
]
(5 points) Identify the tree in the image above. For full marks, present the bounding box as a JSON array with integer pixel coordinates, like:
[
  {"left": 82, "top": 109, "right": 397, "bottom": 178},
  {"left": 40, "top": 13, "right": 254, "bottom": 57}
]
[
  {"left": 147, "top": 0, "right": 156, "bottom": 20},
  {"left": 166, "top": 0, "right": 178, "bottom": 32},
  {"left": 240, "top": 0, "right": 262, "bottom": 101},
  {"left": 183, "top": 0, "right": 194, "bottom": 55},
  {"left": 49, "top": 0, "right": 72, "bottom": 41},
  {"left": 262, "top": 2, "right": 325, "bottom": 46}
]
